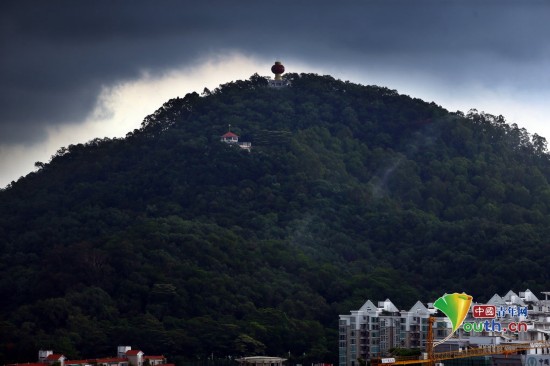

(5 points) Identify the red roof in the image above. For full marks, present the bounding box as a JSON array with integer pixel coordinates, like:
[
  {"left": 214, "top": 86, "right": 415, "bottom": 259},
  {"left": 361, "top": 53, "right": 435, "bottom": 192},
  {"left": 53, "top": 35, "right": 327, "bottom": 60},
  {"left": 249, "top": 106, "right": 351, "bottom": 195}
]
[
  {"left": 221, "top": 132, "right": 238, "bottom": 138},
  {"left": 271, "top": 63, "right": 285, "bottom": 74},
  {"left": 46, "top": 355, "right": 65, "bottom": 361},
  {"left": 144, "top": 356, "right": 164, "bottom": 360},
  {"left": 125, "top": 350, "right": 143, "bottom": 356},
  {"left": 93, "top": 358, "right": 127, "bottom": 364},
  {"left": 65, "top": 360, "right": 91, "bottom": 365}
]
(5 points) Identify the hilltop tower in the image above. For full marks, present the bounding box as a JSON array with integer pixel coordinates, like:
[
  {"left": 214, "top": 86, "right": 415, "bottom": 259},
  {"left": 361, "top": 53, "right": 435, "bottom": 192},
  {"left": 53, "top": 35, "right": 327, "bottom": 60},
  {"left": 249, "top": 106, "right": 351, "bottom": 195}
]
[
  {"left": 268, "top": 60, "right": 289, "bottom": 88},
  {"left": 272, "top": 61, "right": 284, "bottom": 80}
]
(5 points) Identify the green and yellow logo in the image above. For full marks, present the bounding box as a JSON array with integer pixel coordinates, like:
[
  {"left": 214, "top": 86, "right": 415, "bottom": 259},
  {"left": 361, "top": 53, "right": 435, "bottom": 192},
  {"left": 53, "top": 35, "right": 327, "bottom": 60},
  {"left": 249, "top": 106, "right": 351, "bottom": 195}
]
[{"left": 433, "top": 293, "right": 473, "bottom": 345}]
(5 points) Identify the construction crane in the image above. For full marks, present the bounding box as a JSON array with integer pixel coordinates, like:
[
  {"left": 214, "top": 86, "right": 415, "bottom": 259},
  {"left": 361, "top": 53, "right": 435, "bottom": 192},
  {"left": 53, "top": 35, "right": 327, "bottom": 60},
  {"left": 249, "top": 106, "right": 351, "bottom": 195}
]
[{"left": 372, "top": 317, "right": 550, "bottom": 366}]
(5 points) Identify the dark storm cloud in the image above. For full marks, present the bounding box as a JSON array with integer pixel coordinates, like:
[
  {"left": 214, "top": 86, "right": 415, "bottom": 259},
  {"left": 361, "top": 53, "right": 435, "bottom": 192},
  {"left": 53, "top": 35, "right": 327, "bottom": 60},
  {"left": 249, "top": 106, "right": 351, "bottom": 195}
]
[{"left": 1, "top": 0, "right": 549, "bottom": 144}]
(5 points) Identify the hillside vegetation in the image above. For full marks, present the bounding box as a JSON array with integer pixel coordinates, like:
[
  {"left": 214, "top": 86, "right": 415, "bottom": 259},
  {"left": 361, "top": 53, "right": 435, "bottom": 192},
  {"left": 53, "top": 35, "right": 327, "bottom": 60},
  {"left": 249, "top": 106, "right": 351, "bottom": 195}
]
[{"left": 1, "top": 73, "right": 549, "bottom": 364}]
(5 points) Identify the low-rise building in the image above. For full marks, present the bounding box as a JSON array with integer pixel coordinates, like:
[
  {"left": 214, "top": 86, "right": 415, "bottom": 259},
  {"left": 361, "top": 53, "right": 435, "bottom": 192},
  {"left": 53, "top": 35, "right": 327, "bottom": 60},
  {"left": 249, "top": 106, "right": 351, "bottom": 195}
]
[
  {"left": 236, "top": 356, "right": 287, "bottom": 366},
  {"left": 7, "top": 346, "right": 167, "bottom": 366},
  {"left": 221, "top": 131, "right": 252, "bottom": 151}
]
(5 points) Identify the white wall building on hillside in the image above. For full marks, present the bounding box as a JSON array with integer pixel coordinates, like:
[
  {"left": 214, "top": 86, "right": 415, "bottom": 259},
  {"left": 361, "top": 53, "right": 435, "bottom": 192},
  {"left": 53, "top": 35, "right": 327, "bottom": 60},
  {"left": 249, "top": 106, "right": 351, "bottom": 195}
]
[{"left": 221, "top": 130, "right": 251, "bottom": 151}]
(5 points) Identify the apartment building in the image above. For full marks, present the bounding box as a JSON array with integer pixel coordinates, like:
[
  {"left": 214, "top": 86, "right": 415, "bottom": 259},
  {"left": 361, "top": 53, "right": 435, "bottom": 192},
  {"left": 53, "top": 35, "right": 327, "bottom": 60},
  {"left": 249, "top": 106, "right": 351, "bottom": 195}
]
[
  {"left": 339, "top": 299, "right": 451, "bottom": 366},
  {"left": 339, "top": 290, "right": 550, "bottom": 366}
]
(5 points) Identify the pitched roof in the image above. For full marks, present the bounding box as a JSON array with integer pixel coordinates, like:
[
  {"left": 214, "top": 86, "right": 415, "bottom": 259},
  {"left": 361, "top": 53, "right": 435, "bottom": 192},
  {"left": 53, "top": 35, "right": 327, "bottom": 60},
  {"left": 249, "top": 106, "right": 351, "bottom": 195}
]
[
  {"left": 502, "top": 290, "right": 527, "bottom": 305},
  {"left": 520, "top": 289, "right": 539, "bottom": 302},
  {"left": 503, "top": 290, "right": 520, "bottom": 302},
  {"left": 125, "top": 350, "right": 143, "bottom": 356},
  {"left": 144, "top": 356, "right": 164, "bottom": 360},
  {"left": 379, "top": 299, "right": 399, "bottom": 312},
  {"left": 358, "top": 299, "right": 377, "bottom": 312},
  {"left": 487, "top": 293, "right": 506, "bottom": 306},
  {"left": 408, "top": 300, "right": 429, "bottom": 314},
  {"left": 221, "top": 131, "right": 238, "bottom": 138},
  {"left": 46, "top": 355, "right": 65, "bottom": 361}
]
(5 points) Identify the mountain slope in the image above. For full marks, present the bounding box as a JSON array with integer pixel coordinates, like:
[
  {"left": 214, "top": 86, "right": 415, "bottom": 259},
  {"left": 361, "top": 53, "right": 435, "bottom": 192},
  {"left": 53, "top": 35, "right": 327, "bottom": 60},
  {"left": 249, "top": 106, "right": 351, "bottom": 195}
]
[{"left": 0, "top": 73, "right": 549, "bottom": 364}]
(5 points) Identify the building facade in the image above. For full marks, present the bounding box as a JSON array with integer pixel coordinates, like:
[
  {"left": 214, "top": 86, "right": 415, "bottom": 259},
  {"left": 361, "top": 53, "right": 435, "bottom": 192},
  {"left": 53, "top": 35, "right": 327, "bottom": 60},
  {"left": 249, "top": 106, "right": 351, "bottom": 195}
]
[
  {"left": 455, "top": 289, "right": 550, "bottom": 343},
  {"left": 339, "top": 299, "right": 451, "bottom": 366},
  {"left": 7, "top": 346, "right": 171, "bottom": 366},
  {"left": 339, "top": 290, "right": 550, "bottom": 366},
  {"left": 221, "top": 131, "right": 252, "bottom": 151}
]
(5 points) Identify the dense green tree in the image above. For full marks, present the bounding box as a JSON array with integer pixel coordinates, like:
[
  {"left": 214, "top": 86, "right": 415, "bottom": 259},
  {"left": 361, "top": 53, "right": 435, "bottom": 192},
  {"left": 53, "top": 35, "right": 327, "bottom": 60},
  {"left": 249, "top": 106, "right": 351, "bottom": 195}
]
[{"left": 0, "top": 73, "right": 549, "bottom": 365}]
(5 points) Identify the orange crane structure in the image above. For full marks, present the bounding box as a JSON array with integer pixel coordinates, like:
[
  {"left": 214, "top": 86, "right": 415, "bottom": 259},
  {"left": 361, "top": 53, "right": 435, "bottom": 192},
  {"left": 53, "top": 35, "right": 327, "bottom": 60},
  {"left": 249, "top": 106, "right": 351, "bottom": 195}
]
[{"left": 373, "top": 317, "right": 550, "bottom": 366}]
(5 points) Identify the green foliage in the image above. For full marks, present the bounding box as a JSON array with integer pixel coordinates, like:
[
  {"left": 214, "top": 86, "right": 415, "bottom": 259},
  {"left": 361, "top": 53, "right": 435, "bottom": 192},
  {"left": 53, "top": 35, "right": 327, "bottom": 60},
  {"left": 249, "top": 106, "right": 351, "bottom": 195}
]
[{"left": 1, "top": 73, "right": 549, "bottom": 364}]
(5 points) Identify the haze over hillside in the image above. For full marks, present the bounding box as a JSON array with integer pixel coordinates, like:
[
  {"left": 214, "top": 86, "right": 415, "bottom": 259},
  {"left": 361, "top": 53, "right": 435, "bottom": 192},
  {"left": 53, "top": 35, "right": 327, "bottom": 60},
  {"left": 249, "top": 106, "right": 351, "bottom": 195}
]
[{"left": 0, "top": 73, "right": 549, "bottom": 365}]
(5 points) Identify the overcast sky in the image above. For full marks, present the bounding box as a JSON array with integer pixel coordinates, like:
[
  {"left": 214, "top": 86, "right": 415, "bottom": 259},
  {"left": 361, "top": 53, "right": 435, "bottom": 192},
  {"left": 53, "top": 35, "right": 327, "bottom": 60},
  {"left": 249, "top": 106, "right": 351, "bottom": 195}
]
[{"left": 1, "top": 0, "right": 550, "bottom": 187}]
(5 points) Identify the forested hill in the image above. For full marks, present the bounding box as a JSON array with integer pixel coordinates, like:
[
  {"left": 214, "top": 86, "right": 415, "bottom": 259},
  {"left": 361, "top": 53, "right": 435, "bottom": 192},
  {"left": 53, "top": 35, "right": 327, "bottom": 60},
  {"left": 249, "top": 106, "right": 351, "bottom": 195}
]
[{"left": 1, "top": 73, "right": 549, "bottom": 364}]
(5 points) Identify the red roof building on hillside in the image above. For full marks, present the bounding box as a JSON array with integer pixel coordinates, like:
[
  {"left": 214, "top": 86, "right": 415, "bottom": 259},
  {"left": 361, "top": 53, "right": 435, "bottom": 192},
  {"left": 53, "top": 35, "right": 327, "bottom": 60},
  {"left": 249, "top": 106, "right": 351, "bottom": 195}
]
[
  {"left": 125, "top": 350, "right": 143, "bottom": 356},
  {"left": 221, "top": 131, "right": 239, "bottom": 141},
  {"left": 10, "top": 347, "right": 169, "bottom": 366},
  {"left": 220, "top": 129, "right": 251, "bottom": 151},
  {"left": 125, "top": 350, "right": 144, "bottom": 366},
  {"left": 46, "top": 355, "right": 65, "bottom": 361},
  {"left": 45, "top": 354, "right": 66, "bottom": 366}
]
